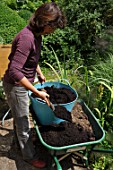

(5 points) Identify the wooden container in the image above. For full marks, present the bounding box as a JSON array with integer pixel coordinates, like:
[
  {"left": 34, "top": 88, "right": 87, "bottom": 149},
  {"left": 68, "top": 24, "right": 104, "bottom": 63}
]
[{"left": 0, "top": 44, "right": 11, "bottom": 80}]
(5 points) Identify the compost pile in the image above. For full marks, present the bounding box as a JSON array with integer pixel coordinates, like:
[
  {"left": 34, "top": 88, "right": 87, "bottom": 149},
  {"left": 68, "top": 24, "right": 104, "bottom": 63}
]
[{"left": 31, "top": 86, "right": 95, "bottom": 147}]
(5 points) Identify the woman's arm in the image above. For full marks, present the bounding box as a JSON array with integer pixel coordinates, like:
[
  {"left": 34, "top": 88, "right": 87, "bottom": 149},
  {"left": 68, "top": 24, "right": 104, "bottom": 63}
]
[
  {"left": 20, "top": 76, "right": 50, "bottom": 106},
  {"left": 36, "top": 64, "right": 46, "bottom": 83}
]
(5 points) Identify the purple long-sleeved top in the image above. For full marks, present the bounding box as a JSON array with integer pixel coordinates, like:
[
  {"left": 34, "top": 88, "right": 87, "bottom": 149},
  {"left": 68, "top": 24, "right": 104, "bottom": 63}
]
[{"left": 4, "top": 25, "right": 42, "bottom": 85}]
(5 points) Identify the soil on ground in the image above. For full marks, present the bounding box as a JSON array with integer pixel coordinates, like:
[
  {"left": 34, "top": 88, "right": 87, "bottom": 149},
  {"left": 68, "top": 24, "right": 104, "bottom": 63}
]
[{"left": 31, "top": 86, "right": 96, "bottom": 147}]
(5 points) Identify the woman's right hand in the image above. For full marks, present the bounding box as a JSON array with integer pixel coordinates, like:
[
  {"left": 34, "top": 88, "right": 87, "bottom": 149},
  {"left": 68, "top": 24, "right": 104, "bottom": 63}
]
[
  {"left": 19, "top": 77, "right": 50, "bottom": 106},
  {"left": 37, "top": 91, "right": 50, "bottom": 106}
]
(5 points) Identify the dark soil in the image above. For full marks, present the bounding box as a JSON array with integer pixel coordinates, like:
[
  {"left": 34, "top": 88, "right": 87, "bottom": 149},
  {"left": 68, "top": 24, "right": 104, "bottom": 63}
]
[
  {"left": 31, "top": 86, "right": 77, "bottom": 104},
  {"left": 31, "top": 86, "right": 96, "bottom": 147},
  {"left": 54, "top": 105, "right": 72, "bottom": 122},
  {"left": 39, "top": 103, "right": 95, "bottom": 147}
]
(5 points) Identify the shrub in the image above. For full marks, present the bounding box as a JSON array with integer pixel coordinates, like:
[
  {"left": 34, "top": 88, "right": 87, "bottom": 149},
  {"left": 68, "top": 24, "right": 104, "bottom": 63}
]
[
  {"left": 21, "top": 1, "right": 37, "bottom": 12},
  {"left": 6, "top": 0, "right": 18, "bottom": 10},
  {"left": 41, "top": 27, "right": 79, "bottom": 68},
  {"left": 0, "top": 3, "right": 26, "bottom": 44},
  {"left": 18, "top": 9, "right": 32, "bottom": 22},
  {"left": 56, "top": 0, "right": 113, "bottom": 66}
]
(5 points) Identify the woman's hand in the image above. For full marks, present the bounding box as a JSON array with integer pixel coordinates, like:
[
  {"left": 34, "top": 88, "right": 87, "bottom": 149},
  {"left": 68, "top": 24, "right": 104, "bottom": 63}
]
[
  {"left": 36, "top": 65, "right": 46, "bottom": 83},
  {"left": 19, "top": 76, "right": 50, "bottom": 106},
  {"left": 38, "top": 91, "right": 50, "bottom": 106},
  {"left": 38, "top": 74, "right": 46, "bottom": 84}
]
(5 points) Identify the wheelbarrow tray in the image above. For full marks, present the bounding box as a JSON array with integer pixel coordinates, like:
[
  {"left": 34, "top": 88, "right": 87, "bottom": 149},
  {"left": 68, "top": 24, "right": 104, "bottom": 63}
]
[{"left": 33, "top": 99, "right": 105, "bottom": 156}]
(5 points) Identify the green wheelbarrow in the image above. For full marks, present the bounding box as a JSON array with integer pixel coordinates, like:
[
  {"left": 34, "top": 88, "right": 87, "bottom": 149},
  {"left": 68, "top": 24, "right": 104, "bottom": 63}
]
[{"left": 31, "top": 99, "right": 105, "bottom": 170}]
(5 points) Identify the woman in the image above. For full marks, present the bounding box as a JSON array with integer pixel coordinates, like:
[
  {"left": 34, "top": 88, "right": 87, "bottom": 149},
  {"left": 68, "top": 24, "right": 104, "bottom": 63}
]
[{"left": 3, "top": 2, "right": 66, "bottom": 169}]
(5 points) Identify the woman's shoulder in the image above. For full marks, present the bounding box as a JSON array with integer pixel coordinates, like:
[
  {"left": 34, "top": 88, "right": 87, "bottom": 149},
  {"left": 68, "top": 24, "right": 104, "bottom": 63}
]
[
  {"left": 20, "top": 25, "right": 34, "bottom": 37},
  {"left": 14, "top": 25, "right": 34, "bottom": 43}
]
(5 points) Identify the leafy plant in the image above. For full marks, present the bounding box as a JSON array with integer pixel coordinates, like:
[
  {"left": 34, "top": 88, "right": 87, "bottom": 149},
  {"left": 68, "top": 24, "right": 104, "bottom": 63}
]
[
  {"left": 44, "top": 47, "right": 68, "bottom": 81},
  {"left": 92, "top": 153, "right": 113, "bottom": 170},
  {"left": 92, "top": 156, "right": 106, "bottom": 170},
  {"left": 94, "top": 82, "right": 113, "bottom": 129},
  {"left": 72, "top": 53, "right": 113, "bottom": 130},
  {"left": 88, "top": 54, "right": 113, "bottom": 129}
]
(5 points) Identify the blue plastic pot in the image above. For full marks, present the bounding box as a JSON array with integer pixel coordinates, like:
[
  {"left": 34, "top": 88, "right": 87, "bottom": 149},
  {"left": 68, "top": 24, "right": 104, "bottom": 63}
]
[{"left": 29, "top": 81, "right": 78, "bottom": 125}]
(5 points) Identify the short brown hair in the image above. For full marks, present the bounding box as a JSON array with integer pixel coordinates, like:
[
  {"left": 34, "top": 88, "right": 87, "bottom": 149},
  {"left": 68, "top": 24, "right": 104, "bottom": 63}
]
[{"left": 29, "top": 2, "right": 66, "bottom": 33}]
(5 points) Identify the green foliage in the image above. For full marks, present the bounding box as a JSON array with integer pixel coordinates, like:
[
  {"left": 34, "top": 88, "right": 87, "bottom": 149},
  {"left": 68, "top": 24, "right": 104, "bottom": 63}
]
[
  {"left": 17, "top": 0, "right": 44, "bottom": 12},
  {"left": 1, "top": 0, "right": 113, "bottom": 66},
  {"left": 40, "top": 0, "right": 113, "bottom": 67},
  {"left": 87, "top": 55, "right": 113, "bottom": 130},
  {"left": 1, "top": 0, "right": 19, "bottom": 10},
  {"left": 73, "top": 53, "right": 113, "bottom": 130},
  {"left": 5, "top": 0, "right": 18, "bottom": 10},
  {"left": 94, "top": 83, "right": 113, "bottom": 130},
  {"left": 92, "top": 154, "right": 113, "bottom": 170},
  {"left": 20, "top": 1, "right": 37, "bottom": 12},
  {"left": 93, "top": 156, "right": 106, "bottom": 170},
  {"left": 95, "top": 27, "right": 113, "bottom": 57},
  {"left": 0, "top": 3, "right": 26, "bottom": 44},
  {"left": 56, "top": 0, "right": 113, "bottom": 65},
  {"left": 57, "top": 0, "right": 104, "bottom": 60},
  {"left": 44, "top": 47, "right": 68, "bottom": 81},
  {"left": 41, "top": 27, "right": 79, "bottom": 68},
  {"left": 18, "top": 9, "right": 32, "bottom": 22},
  {"left": 91, "top": 54, "right": 113, "bottom": 121},
  {"left": 91, "top": 53, "right": 113, "bottom": 83}
]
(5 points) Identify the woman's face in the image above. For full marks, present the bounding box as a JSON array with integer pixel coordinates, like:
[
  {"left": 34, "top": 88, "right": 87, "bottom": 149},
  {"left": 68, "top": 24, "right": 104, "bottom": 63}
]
[{"left": 41, "top": 25, "right": 56, "bottom": 35}]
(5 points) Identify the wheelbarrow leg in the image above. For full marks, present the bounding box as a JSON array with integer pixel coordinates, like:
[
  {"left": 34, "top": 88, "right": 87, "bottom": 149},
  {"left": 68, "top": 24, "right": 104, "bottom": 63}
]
[
  {"left": 47, "top": 155, "right": 54, "bottom": 170},
  {"left": 53, "top": 156, "right": 63, "bottom": 170},
  {"left": 47, "top": 155, "right": 63, "bottom": 170},
  {"left": 1, "top": 109, "right": 11, "bottom": 126}
]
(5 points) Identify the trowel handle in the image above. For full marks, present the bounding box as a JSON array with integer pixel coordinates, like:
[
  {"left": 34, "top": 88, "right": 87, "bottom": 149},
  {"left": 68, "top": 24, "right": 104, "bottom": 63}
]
[
  {"left": 36, "top": 98, "right": 46, "bottom": 103},
  {"left": 36, "top": 97, "right": 55, "bottom": 111},
  {"left": 47, "top": 98, "right": 55, "bottom": 111}
]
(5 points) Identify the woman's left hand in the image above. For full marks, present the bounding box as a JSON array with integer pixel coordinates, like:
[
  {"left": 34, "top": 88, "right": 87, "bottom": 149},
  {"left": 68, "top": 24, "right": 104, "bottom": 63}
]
[{"left": 38, "top": 74, "right": 46, "bottom": 83}]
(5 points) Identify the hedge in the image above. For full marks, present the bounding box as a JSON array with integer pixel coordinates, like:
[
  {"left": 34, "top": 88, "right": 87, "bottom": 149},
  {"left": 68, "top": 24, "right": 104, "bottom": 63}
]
[
  {"left": 0, "top": 3, "right": 26, "bottom": 44},
  {"left": 18, "top": 9, "right": 32, "bottom": 22}
]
